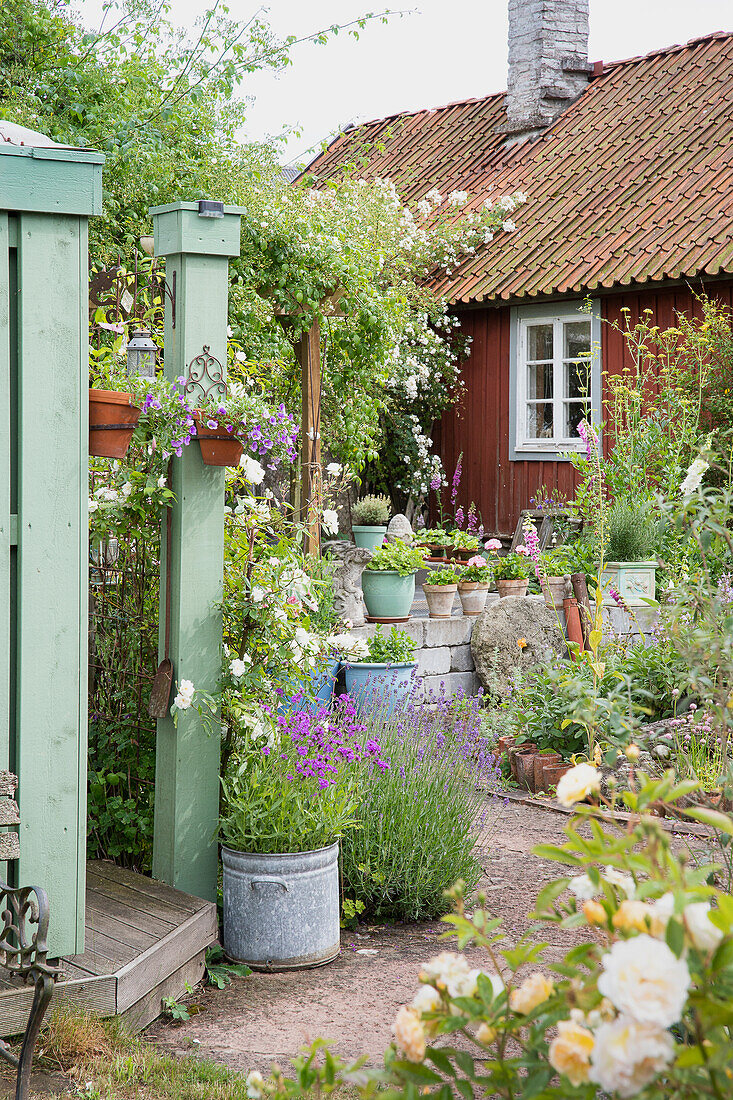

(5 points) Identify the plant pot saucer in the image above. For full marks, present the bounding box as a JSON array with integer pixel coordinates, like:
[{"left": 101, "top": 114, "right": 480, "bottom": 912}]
[{"left": 365, "top": 614, "right": 410, "bottom": 624}]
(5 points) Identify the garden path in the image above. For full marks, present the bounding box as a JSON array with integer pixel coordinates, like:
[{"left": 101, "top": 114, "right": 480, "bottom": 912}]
[{"left": 144, "top": 799, "right": 591, "bottom": 1073}]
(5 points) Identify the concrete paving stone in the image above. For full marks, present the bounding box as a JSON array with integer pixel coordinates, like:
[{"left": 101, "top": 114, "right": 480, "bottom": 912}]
[
  {"left": 416, "top": 646, "right": 451, "bottom": 677},
  {"left": 450, "top": 643, "right": 475, "bottom": 672}
]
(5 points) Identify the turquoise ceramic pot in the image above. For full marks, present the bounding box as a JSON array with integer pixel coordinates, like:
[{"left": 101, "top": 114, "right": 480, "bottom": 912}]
[
  {"left": 360, "top": 569, "right": 415, "bottom": 619},
  {"left": 343, "top": 661, "right": 418, "bottom": 716},
  {"left": 352, "top": 524, "right": 387, "bottom": 551},
  {"left": 278, "top": 656, "right": 341, "bottom": 715}
]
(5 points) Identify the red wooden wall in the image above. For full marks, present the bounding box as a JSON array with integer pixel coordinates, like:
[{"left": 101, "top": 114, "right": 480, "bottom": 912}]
[{"left": 436, "top": 281, "right": 733, "bottom": 536}]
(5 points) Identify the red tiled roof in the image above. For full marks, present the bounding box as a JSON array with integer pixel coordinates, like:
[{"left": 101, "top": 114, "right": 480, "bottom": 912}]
[{"left": 305, "top": 32, "right": 733, "bottom": 304}]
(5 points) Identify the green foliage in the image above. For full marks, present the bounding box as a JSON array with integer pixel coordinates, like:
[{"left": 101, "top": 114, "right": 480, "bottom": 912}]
[
  {"left": 459, "top": 560, "right": 492, "bottom": 583},
  {"left": 365, "top": 538, "right": 425, "bottom": 575},
  {"left": 340, "top": 696, "right": 493, "bottom": 920},
  {"left": 364, "top": 626, "right": 416, "bottom": 664},
  {"left": 493, "top": 551, "right": 533, "bottom": 581},
  {"left": 204, "top": 945, "right": 251, "bottom": 989},
  {"left": 351, "top": 494, "right": 390, "bottom": 525},
  {"left": 606, "top": 497, "right": 658, "bottom": 562},
  {"left": 448, "top": 530, "right": 480, "bottom": 551},
  {"left": 425, "top": 568, "right": 460, "bottom": 586}
]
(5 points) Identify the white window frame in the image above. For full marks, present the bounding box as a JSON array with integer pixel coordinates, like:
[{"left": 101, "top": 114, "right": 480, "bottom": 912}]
[{"left": 509, "top": 300, "right": 601, "bottom": 460}]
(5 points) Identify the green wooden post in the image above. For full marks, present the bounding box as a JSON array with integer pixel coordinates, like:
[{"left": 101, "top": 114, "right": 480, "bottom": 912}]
[
  {"left": 0, "top": 143, "right": 103, "bottom": 957},
  {"left": 151, "top": 201, "right": 242, "bottom": 902}
]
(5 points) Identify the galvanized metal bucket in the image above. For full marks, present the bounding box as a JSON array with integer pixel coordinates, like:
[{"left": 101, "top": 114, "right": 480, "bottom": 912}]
[{"left": 221, "top": 842, "right": 341, "bottom": 970}]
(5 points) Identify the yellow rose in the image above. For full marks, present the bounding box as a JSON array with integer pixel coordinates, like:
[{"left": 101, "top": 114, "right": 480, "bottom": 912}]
[
  {"left": 392, "top": 1005, "right": 426, "bottom": 1063},
  {"left": 476, "top": 1022, "right": 497, "bottom": 1044},
  {"left": 583, "top": 900, "right": 607, "bottom": 926},
  {"left": 612, "top": 899, "right": 655, "bottom": 934},
  {"left": 556, "top": 763, "right": 601, "bottom": 808},
  {"left": 624, "top": 743, "right": 640, "bottom": 762},
  {"left": 549, "top": 1019, "right": 595, "bottom": 1086},
  {"left": 509, "top": 972, "right": 554, "bottom": 1015}
]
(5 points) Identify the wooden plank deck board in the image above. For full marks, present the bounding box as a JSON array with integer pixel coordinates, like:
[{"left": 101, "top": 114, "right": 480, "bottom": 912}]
[
  {"left": 90, "top": 861, "right": 207, "bottom": 913},
  {"left": 0, "top": 862, "right": 217, "bottom": 1037}
]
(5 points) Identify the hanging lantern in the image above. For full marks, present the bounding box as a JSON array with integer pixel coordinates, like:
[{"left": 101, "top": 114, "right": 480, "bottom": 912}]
[{"left": 126, "top": 329, "right": 157, "bottom": 379}]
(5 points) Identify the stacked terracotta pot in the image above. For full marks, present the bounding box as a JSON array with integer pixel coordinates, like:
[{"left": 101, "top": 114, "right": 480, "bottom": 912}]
[{"left": 499, "top": 740, "right": 570, "bottom": 794}]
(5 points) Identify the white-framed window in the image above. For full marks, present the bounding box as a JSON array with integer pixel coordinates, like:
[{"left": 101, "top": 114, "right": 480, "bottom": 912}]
[{"left": 510, "top": 301, "right": 600, "bottom": 459}]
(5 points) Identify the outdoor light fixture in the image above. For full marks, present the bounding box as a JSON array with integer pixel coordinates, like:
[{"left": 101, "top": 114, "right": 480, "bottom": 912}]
[
  {"left": 126, "top": 329, "right": 157, "bottom": 379},
  {"left": 198, "top": 199, "right": 224, "bottom": 218}
]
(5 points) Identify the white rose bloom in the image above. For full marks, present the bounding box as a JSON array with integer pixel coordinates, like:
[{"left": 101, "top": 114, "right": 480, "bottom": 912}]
[
  {"left": 245, "top": 1070, "right": 265, "bottom": 1099},
  {"left": 684, "top": 901, "right": 724, "bottom": 952},
  {"left": 412, "top": 984, "right": 442, "bottom": 1015},
  {"left": 502, "top": 219, "right": 516, "bottom": 233},
  {"left": 157, "top": 475, "right": 167, "bottom": 489},
  {"left": 240, "top": 454, "right": 265, "bottom": 485},
  {"left": 229, "top": 656, "right": 251, "bottom": 678},
  {"left": 602, "top": 866, "right": 636, "bottom": 897},
  {"left": 88, "top": 499, "right": 99, "bottom": 513},
  {"left": 325, "top": 462, "right": 342, "bottom": 476},
  {"left": 568, "top": 873, "right": 598, "bottom": 901},
  {"left": 322, "top": 508, "right": 339, "bottom": 536},
  {"left": 597, "top": 934, "right": 690, "bottom": 1028},
  {"left": 556, "top": 763, "right": 601, "bottom": 808},
  {"left": 418, "top": 951, "right": 489, "bottom": 998},
  {"left": 173, "top": 678, "right": 195, "bottom": 710},
  {"left": 590, "top": 1015, "right": 675, "bottom": 1098},
  {"left": 121, "top": 482, "right": 133, "bottom": 498},
  {"left": 680, "top": 455, "right": 709, "bottom": 496}
]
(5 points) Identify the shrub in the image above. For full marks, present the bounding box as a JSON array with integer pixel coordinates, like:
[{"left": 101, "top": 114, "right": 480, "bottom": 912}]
[
  {"left": 340, "top": 693, "right": 499, "bottom": 920},
  {"left": 352, "top": 494, "right": 391, "bottom": 526},
  {"left": 364, "top": 538, "right": 425, "bottom": 575},
  {"left": 360, "top": 625, "right": 416, "bottom": 664},
  {"left": 606, "top": 496, "right": 658, "bottom": 562}
]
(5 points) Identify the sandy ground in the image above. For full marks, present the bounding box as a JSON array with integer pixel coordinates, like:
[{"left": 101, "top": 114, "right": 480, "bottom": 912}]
[{"left": 144, "top": 799, "right": 588, "bottom": 1072}]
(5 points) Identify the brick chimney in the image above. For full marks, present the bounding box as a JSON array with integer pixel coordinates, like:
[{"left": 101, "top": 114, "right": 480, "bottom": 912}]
[{"left": 499, "top": 0, "right": 593, "bottom": 144}]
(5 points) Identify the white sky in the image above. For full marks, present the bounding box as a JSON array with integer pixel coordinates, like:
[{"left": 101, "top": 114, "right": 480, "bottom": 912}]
[{"left": 73, "top": 0, "right": 733, "bottom": 164}]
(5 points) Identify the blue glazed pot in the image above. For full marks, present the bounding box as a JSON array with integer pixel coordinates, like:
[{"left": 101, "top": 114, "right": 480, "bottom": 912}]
[
  {"left": 360, "top": 569, "right": 416, "bottom": 619},
  {"left": 352, "top": 524, "right": 387, "bottom": 551},
  {"left": 343, "top": 661, "right": 418, "bottom": 716},
  {"left": 279, "top": 656, "right": 341, "bottom": 715}
]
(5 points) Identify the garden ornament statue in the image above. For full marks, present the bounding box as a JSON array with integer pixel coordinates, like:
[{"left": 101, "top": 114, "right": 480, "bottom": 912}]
[
  {"left": 328, "top": 543, "right": 372, "bottom": 626},
  {"left": 386, "top": 513, "right": 413, "bottom": 543}
]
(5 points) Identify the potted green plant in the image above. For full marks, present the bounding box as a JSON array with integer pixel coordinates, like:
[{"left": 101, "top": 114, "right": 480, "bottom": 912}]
[
  {"left": 341, "top": 626, "right": 417, "bottom": 714},
  {"left": 218, "top": 704, "right": 386, "bottom": 969},
  {"left": 447, "top": 529, "right": 481, "bottom": 562},
  {"left": 361, "top": 539, "right": 426, "bottom": 621},
  {"left": 351, "top": 494, "right": 391, "bottom": 550},
  {"left": 194, "top": 386, "right": 299, "bottom": 469},
  {"left": 416, "top": 527, "right": 451, "bottom": 561},
  {"left": 423, "top": 566, "right": 460, "bottom": 619},
  {"left": 494, "top": 546, "right": 533, "bottom": 597},
  {"left": 601, "top": 498, "right": 659, "bottom": 607},
  {"left": 457, "top": 555, "right": 493, "bottom": 616},
  {"left": 539, "top": 547, "right": 572, "bottom": 608}
]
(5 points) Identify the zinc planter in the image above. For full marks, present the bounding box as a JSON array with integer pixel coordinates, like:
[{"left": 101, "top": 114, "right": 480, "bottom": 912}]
[
  {"left": 497, "top": 579, "right": 529, "bottom": 598},
  {"left": 361, "top": 569, "right": 415, "bottom": 621},
  {"left": 344, "top": 661, "right": 417, "bottom": 716},
  {"left": 423, "top": 583, "right": 457, "bottom": 619},
  {"left": 601, "top": 561, "right": 658, "bottom": 606},
  {"left": 222, "top": 843, "right": 340, "bottom": 970},
  {"left": 458, "top": 581, "right": 490, "bottom": 616},
  {"left": 352, "top": 524, "right": 387, "bottom": 551},
  {"left": 89, "top": 389, "right": 142, "bottom": 458}
]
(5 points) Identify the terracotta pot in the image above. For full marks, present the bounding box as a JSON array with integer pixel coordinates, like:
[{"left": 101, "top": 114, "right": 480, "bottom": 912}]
[
  {"left": 428, "top": 543, "right": 447, "bottom": 559},
  {"left": 195, "top": 415, "right": 244, "bottom": 467},
  {"left": 541, "top": 576, "right": 567, "bottom": 608},
  {"left": 497, "top": 578, "right": 529, "bottom": 598},
  {"left": 534, "top": 751, "right": 561, "bottom": 792},
  {"left": 542, "top": 762, "right": 570, "bottom": 790},
  {"left": 508, "top": 742, "right": 536, "bottom": 780},
  {"left": 89, "top": 389, "right": 142, "bottom": 459},
  {"left": 495, "top": 735, "right": 514, "bottom": 756},
  {"left": 423, "top": 583, "right": 457, "bottom": 619},
  {"left": 563, "top": 596, "right": 585, "bottom": 650},
  {"left": 515, "top": 749, "right": 538, "bottom": 792},
  {"left": 454, "top": 547, "right": 478, "bottom": 562},
  {"left": 458, "top": 581, "right": 490, "bottom": 616}
]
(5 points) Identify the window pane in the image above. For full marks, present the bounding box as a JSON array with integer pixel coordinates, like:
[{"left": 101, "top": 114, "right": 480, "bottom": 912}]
[
  {"left": 527, "top": 324, "right": 553, "bottom": 361},
  {"left": 564, "top": 400, "right": 590, "bottom": 437},
  {"left": 566, "top": 358, "right": 591, "bottom": 400},
  {"left": 527, "top": 402, "right": 554, "bottom": 439},
  {"left": 563, "top": 321, "right": 591, "bottom": 360},
  {"left": 528, "top": 362, "right": 553, "bottom": 400}
]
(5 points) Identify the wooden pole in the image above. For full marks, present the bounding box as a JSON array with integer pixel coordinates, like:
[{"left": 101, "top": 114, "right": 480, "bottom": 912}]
[
  {"left": 296, "top": 320, "right": 322, "bottom": 557},
  {"left": 151, "top": 201, "right": 242, "bottom": 903},
  {"left": 571, "top": 572, "right": 593, "bottom": 647}
]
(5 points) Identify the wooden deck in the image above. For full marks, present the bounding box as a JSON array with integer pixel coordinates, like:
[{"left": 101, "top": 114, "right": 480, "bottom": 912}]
[{"left": 0, "top": 860, "right": 217, "bottom": 1036}]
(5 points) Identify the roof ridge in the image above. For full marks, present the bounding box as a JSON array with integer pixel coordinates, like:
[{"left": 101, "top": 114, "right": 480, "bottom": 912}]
[
  {"left": 347, "top": 90, "right": 506, "bottom": 133},
  {"left": 601, "top": 29, "right": 733, "bottom": 71}
]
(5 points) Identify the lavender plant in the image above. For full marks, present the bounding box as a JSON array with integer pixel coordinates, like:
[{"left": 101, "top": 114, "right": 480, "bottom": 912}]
[{"left": 340, "top": 690, "right": 499, "bottom": 920}]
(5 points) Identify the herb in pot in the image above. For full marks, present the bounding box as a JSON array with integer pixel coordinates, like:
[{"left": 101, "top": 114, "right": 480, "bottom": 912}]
[{"left": 365, "top": 539, "right": 426, "bottom": 576}]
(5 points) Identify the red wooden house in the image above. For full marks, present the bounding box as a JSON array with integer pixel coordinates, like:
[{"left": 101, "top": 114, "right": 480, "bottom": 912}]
[{"left": 305, "top": 1, "right": 733, "bottom": 535}]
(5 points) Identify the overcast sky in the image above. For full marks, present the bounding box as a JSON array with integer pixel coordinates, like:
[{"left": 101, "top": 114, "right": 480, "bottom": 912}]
[{"left": 73, "top": 0, "right": 733, "bottom": 163}]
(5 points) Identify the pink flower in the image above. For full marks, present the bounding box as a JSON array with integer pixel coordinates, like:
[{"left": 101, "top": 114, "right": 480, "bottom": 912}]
[
  {"left": 467, "top": 555, "right": 485, "bottom": 567},
  {"left": 515, "top": 545, "right": 529, "bottom": 555},
  {"left": 485, "top": 538, "right": 502, "bottom": 551}
]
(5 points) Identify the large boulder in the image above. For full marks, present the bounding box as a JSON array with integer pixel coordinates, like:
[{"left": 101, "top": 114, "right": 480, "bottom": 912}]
[{"left": 470, "top": 595, "right": 566, "bottom": 696}]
